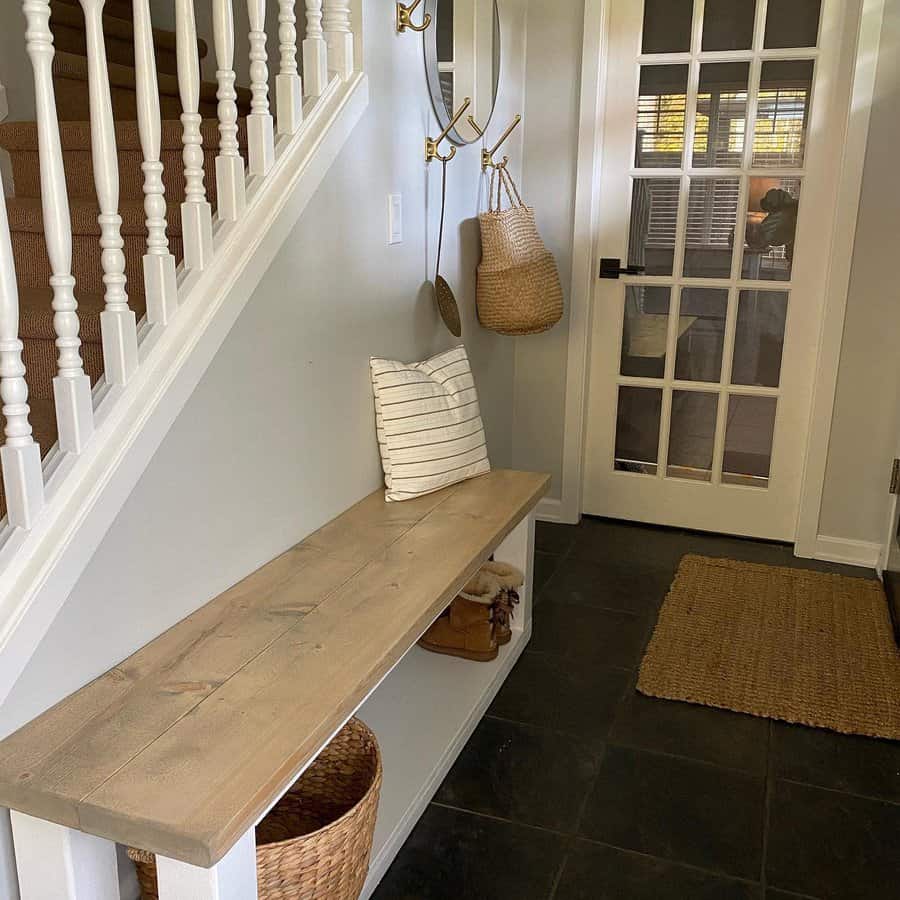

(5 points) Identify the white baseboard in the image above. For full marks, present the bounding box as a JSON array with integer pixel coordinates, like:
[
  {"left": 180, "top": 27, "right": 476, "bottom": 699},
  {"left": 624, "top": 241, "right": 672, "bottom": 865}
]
[
  {"left": 810, "top": 535, "right": 881, "bottom": 569},
  {"left": 536, "top": 497, "right": 563, "bottom": 523}
]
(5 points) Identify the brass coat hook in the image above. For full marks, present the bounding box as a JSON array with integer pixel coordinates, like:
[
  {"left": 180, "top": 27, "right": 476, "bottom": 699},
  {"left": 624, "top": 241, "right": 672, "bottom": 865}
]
[
  {"left": 397, "top": 0, "right": 431, "bottom": 33},
  {"left": 426, "top": 97, "right": 471, "bottom": 163},
  {"left": 468, "top": 113, "right": 523, "bottom": 171}
]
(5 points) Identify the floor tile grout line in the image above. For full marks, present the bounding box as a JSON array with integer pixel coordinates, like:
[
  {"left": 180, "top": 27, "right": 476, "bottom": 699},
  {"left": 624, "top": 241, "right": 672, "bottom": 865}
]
[
  {"left": 481, "top": 713, "right": 607, "bottom": 758},
  {"left": 573, "top": 835, "right": 765, "bottom": 889},
  {"left": 545, "top": 835, "right": 575, "bottom": 900},
  {"left": 760, "top": 718, "right": 773, "bottom": 891},
  {"left": 429, "top": 800, "right": 578, "bottom": 840},
  {"left": 776, "top": 775, "right": 900, "bottom": 808},
  {"left": 604, "top": 736, "right": 769, "bottom": 779}
]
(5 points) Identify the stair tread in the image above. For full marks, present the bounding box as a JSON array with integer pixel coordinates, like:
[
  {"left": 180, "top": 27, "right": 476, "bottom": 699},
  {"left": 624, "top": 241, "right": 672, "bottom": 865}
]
[
  {"left": 7, "top": 195, "right": 184, "bottom": 236},
  {"left": 52, "top": 50, "right": 251, "bottom": 107},
  {"left": 0, "top": 118, "right": 246, "bottom": 153}
]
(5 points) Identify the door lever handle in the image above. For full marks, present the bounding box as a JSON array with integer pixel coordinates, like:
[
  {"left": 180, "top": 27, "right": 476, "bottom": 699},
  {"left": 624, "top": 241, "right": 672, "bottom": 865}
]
[{"left": 599, "top": 257, "right": 646, "bottom": 279}]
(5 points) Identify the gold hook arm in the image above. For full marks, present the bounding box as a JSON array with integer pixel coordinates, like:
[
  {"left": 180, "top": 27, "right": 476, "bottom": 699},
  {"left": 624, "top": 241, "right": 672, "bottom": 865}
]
[
  {"left": 435, "top": 97, "right": 471, "bottom": 145},
  {"left": 397, "top": 0, "right": 432, "bottom": 33},
  {"left": 466, "top": 115, "right": 485, "bottom": 138},
  {"left": 426, "top": 97, "right": 471, "bottom": 162},
  {"left": 488, "top": 115, "right": 522, "bottom": 158}
]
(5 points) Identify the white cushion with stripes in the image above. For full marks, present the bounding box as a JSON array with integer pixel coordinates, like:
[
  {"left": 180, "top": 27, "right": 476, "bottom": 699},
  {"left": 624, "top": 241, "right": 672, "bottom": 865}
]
[{"left": 371, "top": 346, "right": 491, "bottom": 502}]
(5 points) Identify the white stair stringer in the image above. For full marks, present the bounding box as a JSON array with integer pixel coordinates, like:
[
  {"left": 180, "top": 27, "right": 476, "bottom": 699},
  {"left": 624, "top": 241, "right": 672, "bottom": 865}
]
[{"left": 0, "top": 72, "right": 369, "bottom": 704}]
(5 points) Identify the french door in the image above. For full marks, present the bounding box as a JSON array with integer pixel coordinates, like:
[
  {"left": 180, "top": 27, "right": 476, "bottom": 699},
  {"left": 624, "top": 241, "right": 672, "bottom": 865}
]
[{"left": 582, "top": 0, "right": 858, "bottom": 540}]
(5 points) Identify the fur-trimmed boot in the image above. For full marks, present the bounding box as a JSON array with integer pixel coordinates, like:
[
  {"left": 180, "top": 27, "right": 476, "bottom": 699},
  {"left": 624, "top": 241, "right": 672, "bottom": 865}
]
[
  {"left": 418, "top": 596, "right": 499, "bottom": 661},
  {"left": 482, "top": 561, "right": 524, "bottom": 645}
]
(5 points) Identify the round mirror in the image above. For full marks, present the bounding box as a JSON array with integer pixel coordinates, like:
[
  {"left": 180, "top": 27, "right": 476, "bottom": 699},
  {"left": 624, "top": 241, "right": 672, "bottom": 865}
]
[{"left": 424, "top": 0, "right": 501, "bottom": 146}]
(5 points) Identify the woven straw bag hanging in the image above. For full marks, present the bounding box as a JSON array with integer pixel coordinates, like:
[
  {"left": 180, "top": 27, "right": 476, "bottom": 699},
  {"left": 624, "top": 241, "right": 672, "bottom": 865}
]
[{"left": 476, "top": 165, "right": 564, "bottom": 336}]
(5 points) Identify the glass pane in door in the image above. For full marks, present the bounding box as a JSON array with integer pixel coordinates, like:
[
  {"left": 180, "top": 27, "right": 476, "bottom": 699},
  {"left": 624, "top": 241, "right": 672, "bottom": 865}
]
[
  {"left": 684, "top": 178, "right": 740, "bottom": 278},
  {"left": 615, "top": 387, "right": 663, "bottom": 475},
  {"left": 628, "top": 178, "right": 680, "bottom": 276},
  {"left": 752, "top": 60, "right": 814, "bottom": 168},
  {"left": 642, "top": 0, "right": 693, "bottom": 53},
  {"left": 702, "top": 0, "right": 757, "bottom": 51},
  {"left": 741, "top": 176, "right": 801, "bottom": 281},
  {"left": 674, "top": 288, "right": 729, "bottom": 382},
  {"left": 764, "top": 0, "right": 822, "bottom": 49},
  {"left": 722, "top": 395, "right": 778, "bottom": 486},
  {"left": 732, "top": 290, "right": 788, "bottom": 387},
  {"left": 636, "top": 66, "right": 689, "bottom": 168},
  {"left": 693, "top": 63, "right": 750, "bottom": 168},
  {"left": 668, "top": 391, "right": 718, "bottom": 481},
  {"left": 621, "top": 286, "right": 671, "bottom": 378}
]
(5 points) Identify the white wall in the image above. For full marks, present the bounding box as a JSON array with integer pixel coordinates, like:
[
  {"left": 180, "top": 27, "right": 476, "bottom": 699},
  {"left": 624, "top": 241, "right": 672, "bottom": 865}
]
[
  {"left": 0, "top": 0, "right": 526, "bottom": 893},
  {"left": 511, "top": 0, "right": 900, "bottom": 556},
  {"left": 818, "top": 0, "right": 900, "bottom": 547},
  {"left": 509, "top": 0, "right": 584, "bottom": 499}
]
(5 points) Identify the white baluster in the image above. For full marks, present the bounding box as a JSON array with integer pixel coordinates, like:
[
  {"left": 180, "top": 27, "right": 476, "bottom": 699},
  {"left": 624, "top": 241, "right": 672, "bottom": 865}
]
[
  {"left": 24, "top": 0, "right": 94, "bottom": 452},
  {"left": 247, "top": 0, "right": 275, "bottom": 175},
  {"left": 0, "top": 170, "right": 44, "bottom": 529},
  {"left": 276, "top": 1, "right": 303, "bottom": 135},
  {"left": 134, "top": 0, "right": 178, "bottom": 324},
  {"left": 80, "top": 0, "right": 138, "bottom": 385},
  {"left": 213, "top": 0, "right": 246, "bottom": 220},
  {"left": 176, "top": 0, "right": 214, "bottom": 270},
  {"left": 323, "top": 0, "right": 353, "bottom": 81},
  {"left": 303, "top": 0, "right": 328, "bottom": 98}
]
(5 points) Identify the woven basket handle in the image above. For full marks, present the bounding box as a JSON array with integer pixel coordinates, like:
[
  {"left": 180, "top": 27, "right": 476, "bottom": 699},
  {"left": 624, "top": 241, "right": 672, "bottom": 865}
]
[
  {"left": 499, "top": 166, "right": 525, "bottom": 208},
  {"left": 489, "top": 165, "right": 523, "bottom": 213}
]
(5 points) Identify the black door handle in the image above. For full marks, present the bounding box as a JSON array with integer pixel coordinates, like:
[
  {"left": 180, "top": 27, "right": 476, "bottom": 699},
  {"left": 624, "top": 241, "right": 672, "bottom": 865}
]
[{"left": 599, "top": 257, "right": 646, "bottom": 279}]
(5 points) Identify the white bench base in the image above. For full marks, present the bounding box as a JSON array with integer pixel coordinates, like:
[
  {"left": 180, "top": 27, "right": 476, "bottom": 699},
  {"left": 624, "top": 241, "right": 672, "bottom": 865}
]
[{"left": 10, "top": 512, "right": 535, "bottom": 900}]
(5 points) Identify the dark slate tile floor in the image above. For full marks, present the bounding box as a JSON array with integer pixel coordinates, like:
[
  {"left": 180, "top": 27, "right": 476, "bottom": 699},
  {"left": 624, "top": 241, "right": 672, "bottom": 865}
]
[{"left": 372, "top": 518, "right": 899, "bottom": 900}]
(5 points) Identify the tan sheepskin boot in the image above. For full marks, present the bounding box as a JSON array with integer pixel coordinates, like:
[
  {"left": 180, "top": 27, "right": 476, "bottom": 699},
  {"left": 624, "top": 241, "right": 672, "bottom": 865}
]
[{"left": 418, "top": 596, "right": 499, "bottom": 661}]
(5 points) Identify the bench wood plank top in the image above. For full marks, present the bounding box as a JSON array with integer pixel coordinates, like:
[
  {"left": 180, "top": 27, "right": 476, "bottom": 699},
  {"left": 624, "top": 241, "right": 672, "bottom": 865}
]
[{"left": 0, "top": 470, "right": 549, "bottom": 867}]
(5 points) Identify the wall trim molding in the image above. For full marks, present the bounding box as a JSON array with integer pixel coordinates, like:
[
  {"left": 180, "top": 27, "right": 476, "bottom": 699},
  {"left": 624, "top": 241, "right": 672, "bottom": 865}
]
[
  {"left": 558, "top": 0, "right": 885, "bottom": 541},
  {"left": 554, "top": 0, "right": 611, "bottom": 527},
  {"left": 812, "top": 535, "right": 882, "bottom": 569},
  {"left": 536, "top": 497, "right": 563, "bottom": 523},
  {"left": 795, "top": 0, "right": 887, "bottom": 558}
]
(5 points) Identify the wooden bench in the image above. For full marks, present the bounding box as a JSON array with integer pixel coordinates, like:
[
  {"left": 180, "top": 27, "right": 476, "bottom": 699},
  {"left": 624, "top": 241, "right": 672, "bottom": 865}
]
[{"left": 0, "top": 469, "right": 548, "bottom": 899}]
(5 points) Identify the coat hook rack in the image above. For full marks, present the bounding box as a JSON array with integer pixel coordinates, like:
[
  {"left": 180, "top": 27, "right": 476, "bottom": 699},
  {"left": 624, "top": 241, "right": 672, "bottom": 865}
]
[
  {"left": 468, "top": 113, "right": 523, "bottom": 171},
  {"left": 396, "top": 0, "right": 431, "bottom": 33},
  {"left": 426, "top": 97, "right": 471, "bottom": 163}
]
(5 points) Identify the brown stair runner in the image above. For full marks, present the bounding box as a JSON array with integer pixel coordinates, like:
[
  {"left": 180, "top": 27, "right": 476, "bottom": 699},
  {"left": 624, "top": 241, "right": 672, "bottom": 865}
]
[{"left": 0, "top": 9, "right": 249, "bottom": 522}]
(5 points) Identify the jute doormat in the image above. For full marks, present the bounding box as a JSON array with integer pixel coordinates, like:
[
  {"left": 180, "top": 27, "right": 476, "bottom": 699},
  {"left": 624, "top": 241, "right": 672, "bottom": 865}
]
[{"left": 638, "top": 555, "right": 900, "bottom": 740}]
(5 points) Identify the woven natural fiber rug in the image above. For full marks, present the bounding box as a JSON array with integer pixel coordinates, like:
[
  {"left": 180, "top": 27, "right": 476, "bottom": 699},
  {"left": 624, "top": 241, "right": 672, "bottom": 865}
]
[{"left": 638, "top": 555, "right": 900, "bottom": 740}]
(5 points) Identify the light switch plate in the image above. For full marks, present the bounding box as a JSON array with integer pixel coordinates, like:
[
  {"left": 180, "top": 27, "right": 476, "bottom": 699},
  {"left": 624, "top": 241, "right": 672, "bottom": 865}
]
[{"left": 388, "top": 193, "right": 403, "bottom": 245}]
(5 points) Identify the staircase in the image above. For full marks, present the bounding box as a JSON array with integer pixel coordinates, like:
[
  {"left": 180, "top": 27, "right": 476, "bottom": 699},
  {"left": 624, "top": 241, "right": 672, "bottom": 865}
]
[
  {"left": 0, "top": 2, "right": 252, "bottom": 518},
  {"left": 0, "top": 0, "right": 368, "bottom": 700}
]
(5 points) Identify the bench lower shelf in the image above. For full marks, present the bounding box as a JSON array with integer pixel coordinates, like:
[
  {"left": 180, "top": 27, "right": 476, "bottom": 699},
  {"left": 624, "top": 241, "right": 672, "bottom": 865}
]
[{"left": 359, "top": 625, "right": 531, "bottom": 898}]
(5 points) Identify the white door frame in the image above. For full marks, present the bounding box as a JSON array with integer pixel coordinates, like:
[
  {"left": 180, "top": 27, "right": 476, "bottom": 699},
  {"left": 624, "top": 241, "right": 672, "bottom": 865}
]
[{"left": 553, "top": 0, "right": 886, "bottom": 556}]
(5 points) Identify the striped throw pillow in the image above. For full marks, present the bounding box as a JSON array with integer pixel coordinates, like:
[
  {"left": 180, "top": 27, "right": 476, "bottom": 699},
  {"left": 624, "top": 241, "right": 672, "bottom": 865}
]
[{"left": 371, "top": 346, "right": 491, "bottom": 502}]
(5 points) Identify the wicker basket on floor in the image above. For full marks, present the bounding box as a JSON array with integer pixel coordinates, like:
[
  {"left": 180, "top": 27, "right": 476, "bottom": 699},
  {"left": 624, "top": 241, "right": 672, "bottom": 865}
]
[{"left": 128, "top": 717, "right": 382, "bottom": 900}]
